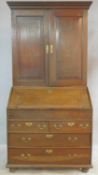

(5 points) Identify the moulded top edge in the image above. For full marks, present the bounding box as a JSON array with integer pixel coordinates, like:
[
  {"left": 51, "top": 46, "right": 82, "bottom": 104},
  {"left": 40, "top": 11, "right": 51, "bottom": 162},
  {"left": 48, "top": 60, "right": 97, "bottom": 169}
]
[{"left": 7, "top": 1, "right": 92, "bottom": 10}]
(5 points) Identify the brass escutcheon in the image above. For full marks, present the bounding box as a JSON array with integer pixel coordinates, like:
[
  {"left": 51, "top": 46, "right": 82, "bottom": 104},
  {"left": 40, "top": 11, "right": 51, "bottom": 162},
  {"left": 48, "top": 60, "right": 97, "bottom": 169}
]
[
  {"left": 67, "top": 122, "right": 75, "bottom": 127},
  {"left": 45, "top": 134, "right": 54, "bottom": 139},
  {"left": 25, "top": 122, "right": 33, "bottom": 127}
]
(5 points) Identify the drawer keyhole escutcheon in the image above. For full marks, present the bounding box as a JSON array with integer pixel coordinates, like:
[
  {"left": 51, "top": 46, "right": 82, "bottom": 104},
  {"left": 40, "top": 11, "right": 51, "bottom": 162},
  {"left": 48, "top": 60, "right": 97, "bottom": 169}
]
[
  {"left": 45, "top": 134, "right": 53, "bottom": 139},
  {"left": 25, "top": 122, "right": 33, "bottom": 127}
]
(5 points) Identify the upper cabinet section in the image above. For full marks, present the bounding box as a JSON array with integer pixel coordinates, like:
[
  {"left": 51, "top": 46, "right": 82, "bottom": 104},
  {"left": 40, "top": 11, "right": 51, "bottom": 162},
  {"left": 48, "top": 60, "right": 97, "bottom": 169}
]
[{"left": 7, "top": 1, "right": 92, "bottom": 86}]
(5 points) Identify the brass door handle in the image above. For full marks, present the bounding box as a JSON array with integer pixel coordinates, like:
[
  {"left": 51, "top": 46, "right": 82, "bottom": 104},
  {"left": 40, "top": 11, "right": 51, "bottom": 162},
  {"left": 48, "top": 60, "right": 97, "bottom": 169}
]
[
  {"left": 50, "top": 44, "right": 54, "bottom": 54},
  {"left": 45, "top": 44, "right": 54, "bottom": 54}
]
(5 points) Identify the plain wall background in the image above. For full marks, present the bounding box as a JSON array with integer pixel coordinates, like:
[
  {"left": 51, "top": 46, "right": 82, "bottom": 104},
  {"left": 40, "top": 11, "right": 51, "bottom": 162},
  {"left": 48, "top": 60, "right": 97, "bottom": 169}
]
[{"left": 0, "top": 0, "right": 98, "bottom": 146}]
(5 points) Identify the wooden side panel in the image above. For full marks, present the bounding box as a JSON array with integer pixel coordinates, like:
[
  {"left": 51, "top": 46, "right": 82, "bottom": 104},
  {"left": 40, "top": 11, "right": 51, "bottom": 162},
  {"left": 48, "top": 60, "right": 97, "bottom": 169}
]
[{"left": 12, "top": 10, "right": 48, "bottom": 86}]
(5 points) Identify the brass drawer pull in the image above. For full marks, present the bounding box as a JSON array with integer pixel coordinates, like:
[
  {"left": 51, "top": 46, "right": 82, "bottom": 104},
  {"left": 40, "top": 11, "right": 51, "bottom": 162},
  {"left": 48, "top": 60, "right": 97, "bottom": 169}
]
[
  {"left": 80, "top": 123, "right": 89, "bottom": 128},
  {"left": 11, "top": 123, "right": 21, "bottom": 127},
  {"left": 17, "top": 123, "right": 21, "bottom": 127},
  {"left": 54, "top": 124, "right": 63, "bottom": 129},
  {"left": 45, "top": 134, "right": 53, "bottom": 139},
  {"left": 21, "top": 137, "right": 32, "bottom": 141},
  {"left": 68, "top": 136, "right": 78, "bottom": 141},
  {"left": 67, "top": 122, "right": 75, "bottom": 127},
  {"left": 20, "top": 153, "right": 25, "bottom": 157},
  {"left": 25, "top": 122, "right": 33, "bottom": 127},
  {"left": 11, "top": 123, "right": 15, "bottom": 127},
  {"left": 20, "top": 153, "right": 31, "bottom": 158},
  {"left": 45, "top": 149, "right": 53, "bottom": 154},
  {"left": 37, "top": 124, "right": 47, "bottom": 129}
]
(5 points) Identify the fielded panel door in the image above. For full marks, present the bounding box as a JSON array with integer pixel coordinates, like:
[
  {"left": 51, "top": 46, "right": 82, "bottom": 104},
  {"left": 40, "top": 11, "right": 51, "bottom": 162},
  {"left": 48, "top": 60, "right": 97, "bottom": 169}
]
[
  {"left": 12, "top": 10, "right": 49, "bottom": 86},
  {"left": 49, "top": 9, "right": 87, "bottom": 86}
]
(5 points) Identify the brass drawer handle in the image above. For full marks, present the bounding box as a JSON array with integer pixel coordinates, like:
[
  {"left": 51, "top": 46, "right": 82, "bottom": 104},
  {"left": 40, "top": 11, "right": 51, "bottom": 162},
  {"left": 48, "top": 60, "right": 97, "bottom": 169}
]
[
  {"left": 68, "top": 136, "right": 78, "bottom": 141},
  {"left": 67, "top": 122, "right": 75, "bottom": 127},
  {"left": 80, "top": 123, "right": 89, "bottom": 128},
  {"left": 45, "top": 134, "right": 54, "bottom": 139},
  {"left": 20, "top": 153, "right": 25, "bottom": 157},
  {"left": 54, "top": 124, "right": 63, "bottom": 129},
  {"left": 11, "top": 123, "right": 21, "bottom": 127},
  {"left": 37, "top": 124, "right": 47, "bottom": 129},
  {"left": 21, "top": 137, "right": 32, "bottom": 141},
  {"left": 20, "top": 153, "right": 31, "bottom": 158},
  {"left": 25, "top": 122, "right": 33, "bottom": 127},
  {"left": 45, "top": 149, "right": 53, "bottom": 154},
  {"left": 11, "top": 123, "right": 15, "bottom": 127}
]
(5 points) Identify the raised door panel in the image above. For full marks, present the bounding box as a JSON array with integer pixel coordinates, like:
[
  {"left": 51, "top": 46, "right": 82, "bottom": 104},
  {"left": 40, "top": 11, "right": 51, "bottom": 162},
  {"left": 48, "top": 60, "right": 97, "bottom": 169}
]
[
  {"left": 13, "top": 10, "right": 48, "bottom": 86},
  {"left": 49, "top": 10, "right": 87, "bottom": 86}
]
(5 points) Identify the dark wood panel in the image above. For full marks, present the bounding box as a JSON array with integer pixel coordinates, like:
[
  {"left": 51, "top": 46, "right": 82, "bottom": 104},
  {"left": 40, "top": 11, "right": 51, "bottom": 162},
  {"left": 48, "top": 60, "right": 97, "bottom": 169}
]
[
  {"left": 49, "top": 10, "right": 87, "bottom": 86},
  {"left": 8, "top": 148, "right": 91, "bottom": 165},
  {"left": 12, "top": 10, "right": 49, "bottom": 86},
  {"left": 8, "top": 133, "right": 91, "bottom": 147}
]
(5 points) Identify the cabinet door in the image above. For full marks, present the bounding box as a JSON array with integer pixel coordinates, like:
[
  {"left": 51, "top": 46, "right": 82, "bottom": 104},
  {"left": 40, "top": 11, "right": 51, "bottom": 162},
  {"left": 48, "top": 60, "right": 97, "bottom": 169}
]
[
  {"left": 49, "top": 10, "right": 87, "bottom": 86},
  {"left": 13, "top": 10, "right": 49, "bottom": 86}
]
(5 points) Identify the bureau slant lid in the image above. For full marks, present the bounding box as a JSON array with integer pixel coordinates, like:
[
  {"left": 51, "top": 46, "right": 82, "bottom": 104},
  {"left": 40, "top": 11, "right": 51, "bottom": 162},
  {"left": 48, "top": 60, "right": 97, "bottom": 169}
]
[{"left": 8, "top": 87, "right": 92, "bottom": 110}]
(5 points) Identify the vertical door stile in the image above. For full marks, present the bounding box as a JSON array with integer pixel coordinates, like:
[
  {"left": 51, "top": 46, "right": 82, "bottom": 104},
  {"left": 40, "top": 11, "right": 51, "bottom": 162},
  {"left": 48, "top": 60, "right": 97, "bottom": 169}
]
[
  {"left": 44, "top": 10, "right": 50, "bottom": 86},
  {"left": 49, "top": 10, "right": 57, "bottom": 86}
]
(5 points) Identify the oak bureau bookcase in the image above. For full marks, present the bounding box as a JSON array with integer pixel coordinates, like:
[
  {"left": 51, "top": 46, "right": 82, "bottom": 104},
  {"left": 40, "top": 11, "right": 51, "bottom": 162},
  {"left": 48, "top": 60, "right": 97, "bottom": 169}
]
[{"left": 7, "top": 1, "right": 93, "bottom": 173}]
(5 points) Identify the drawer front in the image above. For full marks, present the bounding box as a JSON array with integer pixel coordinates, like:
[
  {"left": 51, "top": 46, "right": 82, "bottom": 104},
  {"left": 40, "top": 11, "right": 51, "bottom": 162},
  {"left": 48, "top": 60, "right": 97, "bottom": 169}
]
[
  {"left": 8, "top": 120, "right": 91, "bottom": 133},
  {"left": 49, "top": 121, "right": 91, "bottom": 133},
  {"left": 8, "top": 133, "right": 91, "bottom": 147},
  {"left": 8, "top": 109, "right": 92, "bottom": 121},
  {"left": 8, "top": 121, "right": 48, "bottom": 133},
  {"left": 8, "top": 148, "right": 91, "bottom": 165}
]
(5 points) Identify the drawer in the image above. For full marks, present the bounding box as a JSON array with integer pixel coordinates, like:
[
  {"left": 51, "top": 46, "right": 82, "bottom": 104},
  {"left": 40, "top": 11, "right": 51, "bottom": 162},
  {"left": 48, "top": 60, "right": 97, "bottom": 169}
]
[
  {"left": 8, "top": 148, "right": 91, "bottom": 165},
  {"left": 8, "top": 121, "right": 48, "bottom": 133},
  {"left": 8, "top": 133, "right": 91, "bottom": 147},
  {"left": 8, "top": 120, "right": 91, "bottom": 133},
  {"left": 8, "top": 109, "right": 92, "bottom": 121},
  {"left": 49, "top": 121, "right": 91, "bottom": 133}
]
